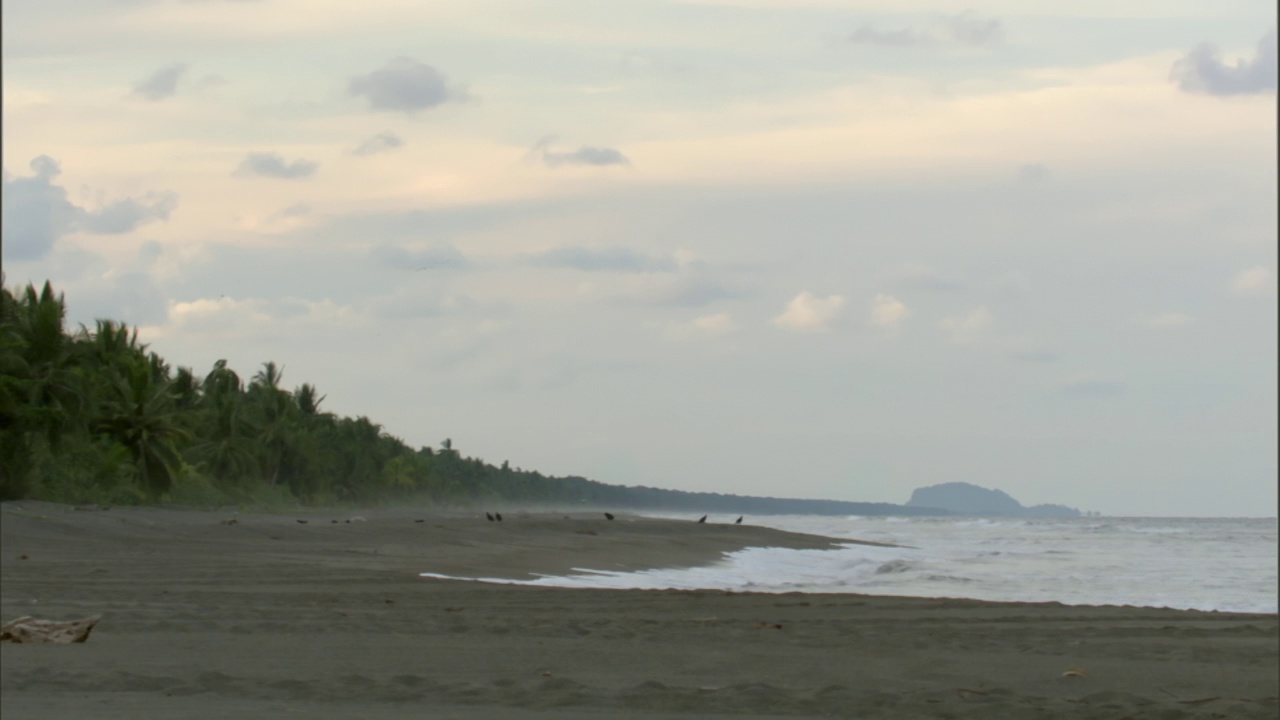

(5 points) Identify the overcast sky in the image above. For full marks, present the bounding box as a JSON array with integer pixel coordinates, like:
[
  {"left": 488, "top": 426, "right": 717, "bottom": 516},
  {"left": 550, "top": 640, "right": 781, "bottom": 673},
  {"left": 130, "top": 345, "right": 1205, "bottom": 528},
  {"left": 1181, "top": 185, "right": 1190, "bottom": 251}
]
[{"left": 3, "top": 0, "right": 1276, "bottom": 517}]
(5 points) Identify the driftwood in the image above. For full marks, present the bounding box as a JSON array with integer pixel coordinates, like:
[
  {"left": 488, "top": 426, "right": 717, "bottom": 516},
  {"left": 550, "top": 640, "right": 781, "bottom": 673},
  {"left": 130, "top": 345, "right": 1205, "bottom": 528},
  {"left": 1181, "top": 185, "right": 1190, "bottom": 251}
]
[{"left": 1, "top": 615, "right": 102, "bottom": 644}]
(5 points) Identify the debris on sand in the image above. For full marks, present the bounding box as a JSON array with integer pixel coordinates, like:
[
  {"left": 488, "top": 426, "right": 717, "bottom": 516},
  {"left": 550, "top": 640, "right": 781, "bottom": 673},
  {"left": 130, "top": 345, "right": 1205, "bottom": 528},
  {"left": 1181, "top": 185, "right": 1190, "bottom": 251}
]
[{"left": 2, "top": 615, "right": 102, "bottom": 644}]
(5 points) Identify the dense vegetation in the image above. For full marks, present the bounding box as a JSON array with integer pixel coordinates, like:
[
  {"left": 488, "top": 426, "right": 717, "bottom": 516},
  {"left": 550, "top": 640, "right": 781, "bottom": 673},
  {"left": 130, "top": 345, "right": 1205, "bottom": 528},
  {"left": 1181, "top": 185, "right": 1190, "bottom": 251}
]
[{"left": 1, "top": 280, "right": 944, "bottom": 515}]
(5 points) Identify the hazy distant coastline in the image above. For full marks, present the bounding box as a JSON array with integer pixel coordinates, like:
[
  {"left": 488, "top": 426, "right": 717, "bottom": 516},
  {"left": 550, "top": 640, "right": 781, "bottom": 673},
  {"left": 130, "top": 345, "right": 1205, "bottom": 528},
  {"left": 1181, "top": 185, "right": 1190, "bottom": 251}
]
[{"left": 905, "top": 481, "right": 1083, "bottom": 518}]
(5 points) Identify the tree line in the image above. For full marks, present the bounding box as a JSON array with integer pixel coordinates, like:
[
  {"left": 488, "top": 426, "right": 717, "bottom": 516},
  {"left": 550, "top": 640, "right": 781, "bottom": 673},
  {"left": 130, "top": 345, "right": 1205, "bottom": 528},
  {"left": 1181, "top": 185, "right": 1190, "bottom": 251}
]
[
  {"left": 0, "top": 281, "right": 622, "bottom": 507},
  {"left": 1, "top": 280, "right": 941, "bottom": 515}
]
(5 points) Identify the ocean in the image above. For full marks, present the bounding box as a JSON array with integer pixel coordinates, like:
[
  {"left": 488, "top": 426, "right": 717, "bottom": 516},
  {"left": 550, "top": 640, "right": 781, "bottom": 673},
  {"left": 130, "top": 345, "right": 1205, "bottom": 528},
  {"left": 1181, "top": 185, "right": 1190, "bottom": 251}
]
[{"left": 428, "top": 514, "right": 1279, "bottom": 614}]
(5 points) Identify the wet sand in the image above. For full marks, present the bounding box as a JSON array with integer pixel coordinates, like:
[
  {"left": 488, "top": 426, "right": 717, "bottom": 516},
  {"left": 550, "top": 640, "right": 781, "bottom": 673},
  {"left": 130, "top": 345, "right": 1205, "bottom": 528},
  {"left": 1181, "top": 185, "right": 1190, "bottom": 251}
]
[{"left": 2, "top": 502, "right": 1276, "bottom": 719}]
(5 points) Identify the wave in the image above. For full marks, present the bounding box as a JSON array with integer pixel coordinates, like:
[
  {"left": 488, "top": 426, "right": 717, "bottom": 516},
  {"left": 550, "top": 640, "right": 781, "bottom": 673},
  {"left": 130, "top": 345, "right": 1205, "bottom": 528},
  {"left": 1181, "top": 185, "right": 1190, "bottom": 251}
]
[{"left": 420, "top": 515, "right": 1278, "bottom": 614}]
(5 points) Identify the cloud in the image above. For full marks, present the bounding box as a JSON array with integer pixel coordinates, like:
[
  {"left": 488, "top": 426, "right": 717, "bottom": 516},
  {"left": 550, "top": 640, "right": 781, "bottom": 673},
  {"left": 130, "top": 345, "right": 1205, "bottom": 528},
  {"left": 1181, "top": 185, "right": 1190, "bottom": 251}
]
[
  {"left": 1230, "top": 265, "right": 1277, "bottom": 295},
  {"left": 944, "top": 12, "right": 1005, "bottom": 47},
  {"left": 234, "top": 152, "right": 318, "bottom": 180},
  {"left": 2, "top": 156, "right": 78, "bottom": 260},
  {"left": 131, "top": 62, "right": 188, "bottom": 101},
  {"left": 1171, "top": 30, "right": 1278, "bottom": 96},
  {"left": 847, "top": 26, "right": 924, "bottom": 47},
  {"left": 195, "top": 74, "right": 227, "bottom": 90},
  {"left": 80, "top": 194, "right": 180, "bottom": 234},
  {"left": 351, "top": 131, "right": 405, "bottom": 156},
  {"left": 669, "top": 312, "right": 736, "bottom": 340},
  {"left": 939, "top": 306, "right": 992, "bottom": 343},
  {"left": 75, "top": 270, "right": 170, "bottom": 327},
  {"left": 1133, "top": 312, "right": 1194, "bottom": 328},
  {"left": 138, "top": 240, "right": 163, "bottom": 266},
  {"left": 531, "top": 137, "right": 630, "bottom": 168},
  {"left": 848, "top": 12, "right": 1004, "bottom": 49},
  {"left": 869, "top": 293, "right": 908, "bottom": 329},
  {"left": 370, "top": 242, "right": 467, "bottom": 271},
  {"left": 774, "top": 291, "right": 845, "bottom": 332},
  {"left": 365, "top": 289, "right": 480, "bottom": 320},
  {"left": 348, "top": 57, "right": 465, "bottom": 113},
  {"left": 1, "top": 155, "right": 177, "bottom": 261},
  {"left": 528, "top": 246, "right": 676, "bottom": 273}
]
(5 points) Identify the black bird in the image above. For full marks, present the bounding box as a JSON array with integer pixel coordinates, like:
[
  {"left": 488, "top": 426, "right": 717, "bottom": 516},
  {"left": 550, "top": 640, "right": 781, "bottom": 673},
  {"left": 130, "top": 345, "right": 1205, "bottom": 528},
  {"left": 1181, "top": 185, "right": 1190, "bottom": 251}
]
[
  {"left": 297, "top": 519, "right": 308, "bottom": 524},
  {"left": 735, "top": 516, "right": 743, "bottom": 525},
  {"left": 697, "top": 515, "right": 707, "bottom": 524},
  {"left": 495, "top": 513, "right": 503, "bottom": 522},
  {"left": 486, "top": 512, "right": 495, "bottom": 522},
  {"left": 414, "top": 519, "right": 425, "bottom": 523},
  {"left": 604, "top": 512, "right": 615, "bottom": 521}
]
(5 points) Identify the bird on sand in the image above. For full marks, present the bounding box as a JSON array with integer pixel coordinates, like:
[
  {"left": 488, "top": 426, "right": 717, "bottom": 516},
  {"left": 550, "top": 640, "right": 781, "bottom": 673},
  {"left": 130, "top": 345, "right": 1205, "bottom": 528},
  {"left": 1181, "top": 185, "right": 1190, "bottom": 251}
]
[
  {"left": 296, "top": 519, "right": 308, "bottom": 524},
  {"left": 697, "top": 515, "right": 707, "bottom": 524},
  {"left": 486, "top": 512, "right": 495, "bottom": 522},
  {"left": 495, "top": 513, "right": 503, "bottom": 522},
  {"left": 735, "top": 516, "right": 743, "bottom": 525},
  {"left": 604, "top": 512, "right": 615, "bottom": 520}
]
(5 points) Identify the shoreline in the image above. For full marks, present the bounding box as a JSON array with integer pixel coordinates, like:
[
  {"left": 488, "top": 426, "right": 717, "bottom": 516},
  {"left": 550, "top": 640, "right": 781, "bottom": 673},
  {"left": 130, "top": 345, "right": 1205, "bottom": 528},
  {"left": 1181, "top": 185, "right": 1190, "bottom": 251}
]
[{"left": 3, "top": 502, "right": 1277, "bottom": 719}]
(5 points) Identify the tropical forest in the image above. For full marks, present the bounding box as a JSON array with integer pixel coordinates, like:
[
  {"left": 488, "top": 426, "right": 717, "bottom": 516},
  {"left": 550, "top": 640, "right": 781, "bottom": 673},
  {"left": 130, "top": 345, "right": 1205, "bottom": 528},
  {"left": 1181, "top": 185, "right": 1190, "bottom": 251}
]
[{"left": 0, "top": 280, "right": 938, "bottom": 515}]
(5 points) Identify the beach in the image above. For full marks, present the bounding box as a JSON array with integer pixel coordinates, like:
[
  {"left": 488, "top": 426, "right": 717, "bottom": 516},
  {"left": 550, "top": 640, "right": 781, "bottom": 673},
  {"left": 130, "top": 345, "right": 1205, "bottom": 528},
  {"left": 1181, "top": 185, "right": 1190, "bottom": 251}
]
[{"left": 2, "top": 503, "right": 1276, "bottom": 719}]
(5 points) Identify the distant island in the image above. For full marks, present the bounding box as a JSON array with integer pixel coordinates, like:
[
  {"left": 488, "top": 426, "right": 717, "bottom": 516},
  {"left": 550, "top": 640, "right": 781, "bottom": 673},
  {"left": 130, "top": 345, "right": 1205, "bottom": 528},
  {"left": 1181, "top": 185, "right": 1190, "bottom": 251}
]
[{"left": 905, "top": 482, "right": 1083, "bottom": 518}]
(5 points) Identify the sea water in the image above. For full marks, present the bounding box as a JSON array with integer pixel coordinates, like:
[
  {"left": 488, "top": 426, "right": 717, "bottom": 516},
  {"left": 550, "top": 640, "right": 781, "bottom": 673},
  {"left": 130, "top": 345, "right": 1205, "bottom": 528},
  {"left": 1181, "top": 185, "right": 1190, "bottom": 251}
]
[{"left": 423, "top": 515, "right": 1278, "bottom": 613}]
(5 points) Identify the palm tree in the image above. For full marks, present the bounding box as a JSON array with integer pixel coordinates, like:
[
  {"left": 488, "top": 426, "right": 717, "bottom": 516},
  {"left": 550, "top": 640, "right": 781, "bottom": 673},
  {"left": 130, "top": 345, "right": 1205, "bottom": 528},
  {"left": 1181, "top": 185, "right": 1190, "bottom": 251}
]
[
  {"left": 248, "top": 362, "right": 297, "bottom": 486},
  {"left": 170, "top": 367, "right": 202, "bottom": 411},
  {"left": 0, "top": 282, "right": 83, "bottom": 498},
  {"left": 95, "top": 355, "right": 191, "bottom": 500},
  {"left": 294, "top": 383, "right": 326, "bottom": 416},
  {"left": 79, "top": 319, "right": 143, "bottom": 370},
  {"left": 189, "top": 360, "right": 258, "bottom": 488}
]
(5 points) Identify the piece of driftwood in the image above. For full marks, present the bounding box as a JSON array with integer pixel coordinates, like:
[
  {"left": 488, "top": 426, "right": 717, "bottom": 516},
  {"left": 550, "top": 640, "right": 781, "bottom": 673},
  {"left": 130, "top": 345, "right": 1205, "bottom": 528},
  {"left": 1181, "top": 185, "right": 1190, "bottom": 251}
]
[{"left": 1, "top": 615, "right": 102, "bottom": 644}]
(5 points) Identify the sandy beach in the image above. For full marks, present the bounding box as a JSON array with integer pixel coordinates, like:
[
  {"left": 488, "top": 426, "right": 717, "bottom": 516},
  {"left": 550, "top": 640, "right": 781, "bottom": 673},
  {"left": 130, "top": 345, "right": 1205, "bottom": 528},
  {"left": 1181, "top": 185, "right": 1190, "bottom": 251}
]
[{"left": 2, "top": 502, "right": 1276, "bottom": 719}]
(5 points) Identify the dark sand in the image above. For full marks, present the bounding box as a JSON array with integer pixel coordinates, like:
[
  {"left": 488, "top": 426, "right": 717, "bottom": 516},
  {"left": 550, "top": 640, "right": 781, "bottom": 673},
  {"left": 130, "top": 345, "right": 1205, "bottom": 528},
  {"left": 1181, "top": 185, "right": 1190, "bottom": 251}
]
[{"left": 2, "top": 502, "right": 1276, "bottom": 719}]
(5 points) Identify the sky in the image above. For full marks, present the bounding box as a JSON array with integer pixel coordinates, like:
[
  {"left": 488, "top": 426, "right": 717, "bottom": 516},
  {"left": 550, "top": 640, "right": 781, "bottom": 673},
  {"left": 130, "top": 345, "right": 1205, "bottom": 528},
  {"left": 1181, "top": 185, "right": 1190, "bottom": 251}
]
[{"left": 2, "top": 0, "right": 1276, "bottom": 517}]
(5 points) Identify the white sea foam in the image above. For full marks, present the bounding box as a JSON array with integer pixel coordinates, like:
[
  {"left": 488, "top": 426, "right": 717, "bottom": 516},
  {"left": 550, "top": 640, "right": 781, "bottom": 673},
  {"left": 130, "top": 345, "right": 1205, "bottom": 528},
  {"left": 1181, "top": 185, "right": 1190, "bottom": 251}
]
[{"left": 421, "top": 515, "right": 1278, "bottom": 614}]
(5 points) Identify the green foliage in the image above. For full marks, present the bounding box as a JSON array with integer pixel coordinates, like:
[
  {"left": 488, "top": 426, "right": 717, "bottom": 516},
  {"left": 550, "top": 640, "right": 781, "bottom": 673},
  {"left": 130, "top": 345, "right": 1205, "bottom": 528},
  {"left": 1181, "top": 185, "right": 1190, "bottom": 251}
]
[
  {"left": 94, "top": 354, "right": 191, "bottom": 500},
  {"left": 165, "top": 467, "right": 233, "bottom": 507}
]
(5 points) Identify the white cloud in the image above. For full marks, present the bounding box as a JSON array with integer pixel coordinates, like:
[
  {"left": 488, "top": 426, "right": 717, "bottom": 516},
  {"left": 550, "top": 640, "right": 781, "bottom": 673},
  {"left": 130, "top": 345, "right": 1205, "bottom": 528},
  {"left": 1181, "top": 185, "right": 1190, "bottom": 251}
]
[
  {"left": 939, "top": 306, "right": 993, "bottom": 343},
  {"left": 774, "top": 291, "right": 844, "bottom": 332},
  {"left": 869, "top": 293, "right": 908, "bottom": 329},
  {"left": 1133, "top": 312, "right": 1194, "bottom": 328},
  {"left": 158, "top": 296, "right": 362, "bottom": 344},
  {"left": 1230, "top": 265, "right": 1277, "bottom": 295},
  {"left": 668, "top": 312, "right": 736, "bottom": 340}
]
